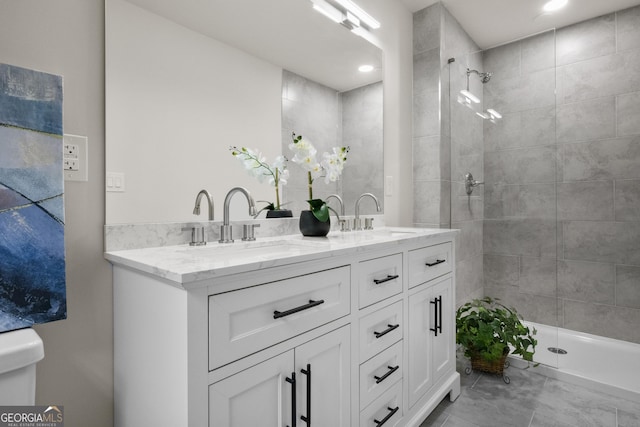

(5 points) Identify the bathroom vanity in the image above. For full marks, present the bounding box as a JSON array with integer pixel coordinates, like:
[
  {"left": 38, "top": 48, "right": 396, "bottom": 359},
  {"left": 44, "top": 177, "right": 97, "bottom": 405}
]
[{"left": 106, "top": 227, "right": 460, "bottom": 426}]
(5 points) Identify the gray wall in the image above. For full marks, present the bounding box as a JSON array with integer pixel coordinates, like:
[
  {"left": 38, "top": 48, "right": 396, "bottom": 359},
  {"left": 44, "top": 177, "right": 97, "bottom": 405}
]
[
  {"left": 0, "top": 0, "right": 113, "bottom": 425},
  {"left": 483, "top": 6, "right": 640, "bottom": 343},
  {"left": 413, "top": 3, "right": 484, "bottom": 305}
]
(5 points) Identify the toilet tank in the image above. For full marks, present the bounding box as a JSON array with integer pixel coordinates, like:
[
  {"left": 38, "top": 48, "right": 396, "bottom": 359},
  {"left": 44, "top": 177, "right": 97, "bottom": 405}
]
[{"left": 0, "top": 328, "right": 44, "bottom": 405}]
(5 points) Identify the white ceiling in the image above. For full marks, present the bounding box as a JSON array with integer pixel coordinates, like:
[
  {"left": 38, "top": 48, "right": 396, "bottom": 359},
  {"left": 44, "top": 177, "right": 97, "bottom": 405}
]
[{"left": 402, "top": 0, "right": 640, "bottom": 49}]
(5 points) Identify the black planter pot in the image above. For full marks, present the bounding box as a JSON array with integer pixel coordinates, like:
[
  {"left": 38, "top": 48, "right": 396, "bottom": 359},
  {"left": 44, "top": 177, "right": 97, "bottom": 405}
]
[
  {"left": 299, "top": 210, "right": 331, "bottom": 237},
  {"left": 266, "top": 209, "right": 293, "bottom": 218}
]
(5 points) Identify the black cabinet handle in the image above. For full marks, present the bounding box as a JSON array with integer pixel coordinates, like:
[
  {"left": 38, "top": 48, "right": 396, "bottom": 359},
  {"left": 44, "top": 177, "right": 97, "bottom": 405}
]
[
  {"left": 373, "top": 274, "right": 399, "bottom": 285},
  {"left": 430, "top": 296, "right": 442, "bottom": 336},
  {"left": 374, "top": 324, "right": 400, "bottom": 339},
  {"left": 286, "top": 372, "right": 296, "bottom": 427},
  {"left": 274, "top": 299, "right": 325, "bottom": 319},
  {"left": 425, "top": 259, "right": 446, "bottom": 267},
  {"left": 300, "top": 364, "right": 311, "bottom": 425},
  {"left": 374, "top": 365, "right": 399, "bottom": 384},
  {"left": 374, "top": 406, "right": 399, "bottom": 426}
]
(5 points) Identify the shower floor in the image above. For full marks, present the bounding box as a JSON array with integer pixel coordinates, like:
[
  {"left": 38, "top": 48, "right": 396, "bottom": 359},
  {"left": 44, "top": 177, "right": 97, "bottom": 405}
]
[{"left": 420, "top": 361, "right": 640, "bottom": 427}]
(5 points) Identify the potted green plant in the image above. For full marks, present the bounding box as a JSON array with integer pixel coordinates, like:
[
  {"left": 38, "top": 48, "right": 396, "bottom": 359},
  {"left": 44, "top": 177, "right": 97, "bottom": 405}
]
[{"left": 456, "top": 297, "right": 537, "bottom": 375}]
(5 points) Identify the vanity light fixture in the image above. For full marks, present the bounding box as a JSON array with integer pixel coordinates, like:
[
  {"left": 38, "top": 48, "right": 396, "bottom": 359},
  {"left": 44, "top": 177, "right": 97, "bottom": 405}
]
[
  {"left": 543, "top": 0, "right": 568, "bottom": 12},
  {"left": 358, "top": 64, "right": 374, "bottom": 72},
  {"left": 311, "top": 0, "right": 343, "bottom": 23},
  {"left": 334, "top": 0, "right": 380, "bottom": 29}
]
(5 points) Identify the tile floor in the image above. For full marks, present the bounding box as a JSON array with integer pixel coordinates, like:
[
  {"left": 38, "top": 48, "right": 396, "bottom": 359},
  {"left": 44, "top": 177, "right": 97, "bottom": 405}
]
[{"left": 420, "top": 361, "right": 640, "bottom": 427}]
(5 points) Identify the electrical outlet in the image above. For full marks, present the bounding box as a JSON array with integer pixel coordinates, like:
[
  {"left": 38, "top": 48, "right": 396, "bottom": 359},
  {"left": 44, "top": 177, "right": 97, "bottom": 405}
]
[
  {"left": 64, "top": 143, "right": 78, "bottom": 159},
  {"left": 64, "top": 158, "right": 79, "bottom": 171},
  {"left": 63, "top": 134, "right": 88, "bottom": 182}
]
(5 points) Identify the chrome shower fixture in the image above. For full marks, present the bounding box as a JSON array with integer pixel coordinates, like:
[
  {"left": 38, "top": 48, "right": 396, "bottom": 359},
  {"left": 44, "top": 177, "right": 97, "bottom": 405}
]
[{"left": 467, "top": 68, "right": 492, "bottom": 84}]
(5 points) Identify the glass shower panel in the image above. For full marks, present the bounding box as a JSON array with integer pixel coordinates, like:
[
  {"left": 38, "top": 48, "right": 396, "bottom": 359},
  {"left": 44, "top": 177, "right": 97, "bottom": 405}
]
[{"left": 448, "top": 29, "right": 560, "bottom": 369}]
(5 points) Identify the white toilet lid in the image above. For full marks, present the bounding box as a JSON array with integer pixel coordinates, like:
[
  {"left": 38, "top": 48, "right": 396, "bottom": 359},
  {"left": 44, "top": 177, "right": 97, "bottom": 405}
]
[{"left": 0, "top": 328, "right": 44, "bottom": 375}]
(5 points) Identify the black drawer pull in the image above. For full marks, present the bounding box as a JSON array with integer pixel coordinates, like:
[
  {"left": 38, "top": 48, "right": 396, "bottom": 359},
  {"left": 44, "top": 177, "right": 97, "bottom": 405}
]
[
  {"left": 373, "top": 274, "right": 399, "bottom": 285},
  {"left": 374, "top": 365, "right": 399, "bottom": 384},
  {"left": 425, "top": 259, "right": 445, "bottom": 267},
  {"left": 274, "top": 299, "right": 325, "bottom": 319},
  {"left": 374, "top": 406, "right": 399, "bottom": 426},
  {"left": 374, "top": 324, "right": 400, "bottom": 339},
  {"left": 286, "top": 372, "right": 296, "bottom": 427}
]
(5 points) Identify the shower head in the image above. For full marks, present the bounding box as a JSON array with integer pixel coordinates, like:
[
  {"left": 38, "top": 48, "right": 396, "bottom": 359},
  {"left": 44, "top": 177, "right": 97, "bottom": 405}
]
[{"left": 467, "top": 69, "right": 492, "bottom": 83}]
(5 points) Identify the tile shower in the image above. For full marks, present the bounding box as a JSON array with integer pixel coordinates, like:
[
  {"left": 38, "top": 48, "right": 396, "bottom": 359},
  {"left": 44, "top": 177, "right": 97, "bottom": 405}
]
[{"left": 413, "top": 1, "right": 640, "bottom": 395}]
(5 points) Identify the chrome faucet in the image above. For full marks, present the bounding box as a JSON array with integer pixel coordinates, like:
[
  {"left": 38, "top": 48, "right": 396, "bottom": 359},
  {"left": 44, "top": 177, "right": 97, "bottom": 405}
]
[
  {"left": 219, "top": 187, "right": 257, "bottom": 243},
  {"left": 464, "top": 172, "right": 484, "bottom": 195},
  {"left": 193, "top": 189, "right": 214, "bottom": 220},
  {"left": 326, "top": 194, "right": 350, "bottom": 232},
  {"left": 354, "top": 193, "right": 381, "bottom": 230}
]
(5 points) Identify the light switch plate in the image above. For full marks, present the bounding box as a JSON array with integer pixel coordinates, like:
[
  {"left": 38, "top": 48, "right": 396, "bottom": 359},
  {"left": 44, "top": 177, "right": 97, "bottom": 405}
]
[
  {"left": 63, "top": 134, "right": 88, "bottom": 181},
  {"left": 106, "top": 172, "right": 126, "bottom": 192}
]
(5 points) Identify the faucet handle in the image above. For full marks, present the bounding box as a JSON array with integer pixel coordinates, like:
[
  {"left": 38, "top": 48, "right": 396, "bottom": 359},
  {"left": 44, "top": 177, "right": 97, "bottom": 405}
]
[
  {"left": 364, "top": 218, "right": 374, "bottom": 230},
  {"left": 242, "top": 223, "right": 260, "bottom": 241},
  {"left": 182, "top": 226, "right": 206, "bottom": 246}
]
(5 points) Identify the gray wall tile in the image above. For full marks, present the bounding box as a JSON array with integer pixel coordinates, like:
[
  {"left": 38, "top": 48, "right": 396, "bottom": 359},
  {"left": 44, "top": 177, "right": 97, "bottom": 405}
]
[
  {"left": 485, "top": 285, "right": 558, "bottom": 326},
  {"left": 456, "top": 254, "right": 484, "bottom": 304},
  {"left": 557, "top": 181, "right": 614, "bottom": 221},
  {"left": 484, "top": 106, "right": 555, "bottom": 152},
  {"left": 453, "top": 219, "right": 483, "bottom": 263},
  {"left": 558, "top": 260, "right": 615, "bottom": 304},
  {"left": 563, "top": 299, "right": 640, "bottom": 343},
  {"left": 413, "top": 47, "right": 440, "bottom": 94},
  {"left": 616, "top": 4, "right": 640, "bottom": 52},
  {"left": 485, "top": 146, "right": 557, "bottom": 185},
  {"left": 485, "top": 184, "right": 555, "bottom": 220},
  {"left": 520, "top": 256, "right": 557, "bottom": 297},
  {"left": 482, "top": 40, "right": 520, "bottom": 80},
  {"left": 617, "top": 91, "right": 640, "bottom": 136},
  {"left": 484, "top": 254, "right": 519, "bottom": 287},
  {"left": 564, "top": 221, "right": 640, "bottom": 265},
  {"left": 556, "top": 97, "right": 616, "bottom": 143},
  {"left": 557, "top": 50, "right": 640, "bottom": 104},
  {"left": 616, "top": 265, "right": 640, "bottom": 309},
  {"left": 562, "top": 136, "right": 640, "bottom": 181},
  {"left": 442, "top": 5, "right": 479, "bottom": 62},
  {"left": 484, "top": 68, "right": 555, "bottom": 114},
  {"left": 413, "top": 136, "right": 441, "bottom": 181},
  {"left": 556, "top": 13, "right": 616, "bottom": 66},
  {"left": 521, "top": 30, "right": 556, "bottom": 73},
  {"left": 615, "top": 179, "right": 640, "bottom": 221},
  {"left": 413, "top": 3, "right": 440, "bottom": 54},
  {"left": 414, "top": 180, "right": 442, "bottom": 224},
  {"left": 484, "top": 219, "right": 557, "bottom": 258},
  {"left": 413, "top": 89, "right": 440, "bottom": 138}
]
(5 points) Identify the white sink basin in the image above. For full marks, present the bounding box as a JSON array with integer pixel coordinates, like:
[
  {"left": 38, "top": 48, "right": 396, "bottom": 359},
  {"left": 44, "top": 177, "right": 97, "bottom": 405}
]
[{"left": 175, "top": 239, "right": 323, "bottom": 261}]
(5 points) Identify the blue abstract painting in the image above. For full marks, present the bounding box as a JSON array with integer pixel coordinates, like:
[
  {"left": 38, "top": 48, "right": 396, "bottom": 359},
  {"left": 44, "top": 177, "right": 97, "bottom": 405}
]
[{"left": 0, "top": 63, "right": 66, "bottom": 332}]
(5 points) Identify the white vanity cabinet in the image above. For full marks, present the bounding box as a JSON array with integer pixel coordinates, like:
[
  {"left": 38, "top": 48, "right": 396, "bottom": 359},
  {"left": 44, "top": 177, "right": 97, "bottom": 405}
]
[
  {"left": 108, "top": 228, "right": 460, "bottom": 427},
  {"left": 210, "top": 325, "right": 350, "bottom": 427}
]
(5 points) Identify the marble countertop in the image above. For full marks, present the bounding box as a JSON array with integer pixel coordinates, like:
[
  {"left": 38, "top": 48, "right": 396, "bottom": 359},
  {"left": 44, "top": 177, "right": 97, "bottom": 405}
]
[{"left": 105, "top": 227, "right": 458, "bottom": 285}]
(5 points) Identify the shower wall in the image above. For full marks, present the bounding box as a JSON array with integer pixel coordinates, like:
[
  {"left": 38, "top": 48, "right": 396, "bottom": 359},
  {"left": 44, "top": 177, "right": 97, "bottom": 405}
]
[
  {"left": 483, "top": 6, "right": 640, "bottom": 344},
  {"left": 413, "top": 3, "right": 484, "bottom": 305}
]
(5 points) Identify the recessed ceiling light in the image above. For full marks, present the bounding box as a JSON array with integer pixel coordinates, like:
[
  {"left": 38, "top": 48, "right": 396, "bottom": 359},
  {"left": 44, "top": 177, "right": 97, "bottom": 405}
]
[
  {"left": 543, "top": 0, "right": 568, "bottom": 12},
  {"left": 358, "top": 64, "right": 374, "bottom": 72}
]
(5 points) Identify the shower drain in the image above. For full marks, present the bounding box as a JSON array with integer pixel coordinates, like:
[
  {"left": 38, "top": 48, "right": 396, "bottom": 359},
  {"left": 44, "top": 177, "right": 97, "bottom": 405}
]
[{"left": 547, "top": 347, "right": 568, "bottom": 355}]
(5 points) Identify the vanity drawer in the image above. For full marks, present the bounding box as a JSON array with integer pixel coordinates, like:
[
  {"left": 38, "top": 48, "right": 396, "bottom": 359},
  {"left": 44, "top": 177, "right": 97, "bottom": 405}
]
[
  {"left": 360, "top": 379, "right": 403, "bottom": 427},
  {"left": 209, "top": 266, "right": 350, "bottom": 369},
  {"left": 358, "top": 253, "right": 403, "bottom": 308},
  {"left": 359, "top": 300, "right": 403, "bottom": 363},
  {"left": 408, "top": 242, "right": 452, "bottom": 288},
  {"left": 359, "top": 341, "right": 403, "bottom": 409}
]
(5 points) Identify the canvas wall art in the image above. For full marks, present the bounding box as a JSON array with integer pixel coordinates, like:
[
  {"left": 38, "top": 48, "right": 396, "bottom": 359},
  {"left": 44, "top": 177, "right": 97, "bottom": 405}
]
[{"left": 0, "top": 63, "right": 66, "bottom": 332}]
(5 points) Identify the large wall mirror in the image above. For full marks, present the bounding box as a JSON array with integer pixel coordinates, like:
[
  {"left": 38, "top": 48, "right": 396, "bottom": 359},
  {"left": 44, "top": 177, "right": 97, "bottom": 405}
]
[{"left": 105, "top": 0, "right": 383, "bottom": 224}]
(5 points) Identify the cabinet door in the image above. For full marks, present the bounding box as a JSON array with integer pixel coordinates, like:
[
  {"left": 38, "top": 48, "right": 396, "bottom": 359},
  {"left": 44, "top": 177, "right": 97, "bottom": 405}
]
[
  {"left": 295, "top": 326, "right": 351, "bottom": 427},
  {"left": 407, "top": 285, "right": 433, "bottom": 408},
  {"left": 408, "top": 277, "right": 454, "bottom": 409},
  {"left": 209, "top": 351, "right": 294, "bottom": 427},
  {"left": 431, "top": 277, "right": 453, "bottom": 385}
]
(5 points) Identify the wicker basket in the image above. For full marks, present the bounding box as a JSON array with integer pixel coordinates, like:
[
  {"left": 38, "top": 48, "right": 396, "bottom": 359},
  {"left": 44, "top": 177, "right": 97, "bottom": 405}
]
[{"left": 470, "top": 351, "right": 509, "bottom": 375}]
